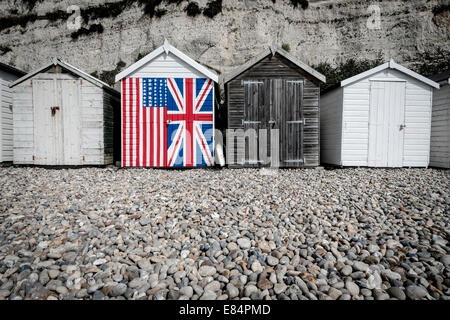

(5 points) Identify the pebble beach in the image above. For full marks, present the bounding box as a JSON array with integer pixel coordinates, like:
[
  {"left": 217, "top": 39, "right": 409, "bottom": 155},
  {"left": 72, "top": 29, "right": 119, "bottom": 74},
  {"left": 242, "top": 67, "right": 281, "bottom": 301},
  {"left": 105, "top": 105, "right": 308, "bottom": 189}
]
[{"left": 0, "top": 167, "right": 449, "bottom": 300}]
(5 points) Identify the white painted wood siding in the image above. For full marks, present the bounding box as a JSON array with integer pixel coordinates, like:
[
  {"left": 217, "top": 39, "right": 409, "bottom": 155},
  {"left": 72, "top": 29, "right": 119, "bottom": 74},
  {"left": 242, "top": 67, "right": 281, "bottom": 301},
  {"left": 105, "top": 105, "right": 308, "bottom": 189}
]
[
  {"left": 131, "top": 52, "right": 206, "bottom": 79},
  {"left": 13, "top": 72, "right": 113, "bottom": 165},
  {"left": 430, "top": 83, "right": 450, "bottom": 168},
  {"left": 320, "top": 87, "right": 343, "bottom": 165},
  {"left": 0, "top": 79, "right": 15, "bottom": 161},
  {"left": 80, "top": 81, "right": 105, "bottom": 165},
  {"left": 341, "top": 69, "right": 432, "bottom": 167},
  {"left": 13, "top": 79, "right": 34, "bottom": 164}
]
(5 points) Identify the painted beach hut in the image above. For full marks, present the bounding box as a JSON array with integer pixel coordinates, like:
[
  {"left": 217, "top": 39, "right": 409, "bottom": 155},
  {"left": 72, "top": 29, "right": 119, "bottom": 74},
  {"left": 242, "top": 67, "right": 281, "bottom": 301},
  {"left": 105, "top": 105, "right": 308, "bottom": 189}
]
[
  {"left": 430, "top": 71, "right": 450, "bottom": 168},
  {"left": 223, "top": 47, "right": 326, "bottom": 168},
  {"left": 115, "top": 40, "right": 218, "bottom": 167},
  {"left": 320, "top": 60, "right": 439, "bottom": 167},
  {"left": 10, "top": 58, "right": 120, "bottom": 165},
  {"left": 0, "top": 62, "right": 26, "bottom": 162}
]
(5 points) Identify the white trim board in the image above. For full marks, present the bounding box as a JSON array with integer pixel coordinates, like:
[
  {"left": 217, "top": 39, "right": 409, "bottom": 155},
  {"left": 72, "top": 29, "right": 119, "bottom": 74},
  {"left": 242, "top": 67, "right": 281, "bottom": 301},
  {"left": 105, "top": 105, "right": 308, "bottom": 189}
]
[
  {"left": 115, "top": 39, "right": 218, "bottom": 83},
  {"left": 341, "top": 60, "right": 440, "bottom": 89}
]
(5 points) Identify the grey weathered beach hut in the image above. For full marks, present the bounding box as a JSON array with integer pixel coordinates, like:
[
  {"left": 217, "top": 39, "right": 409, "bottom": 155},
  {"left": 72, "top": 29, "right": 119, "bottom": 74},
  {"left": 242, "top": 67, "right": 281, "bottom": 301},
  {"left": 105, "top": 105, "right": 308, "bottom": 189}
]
[
  {"left": 430, "top": 71, "right": 450, "bottom": 168},
  {"left": 223, "top": 47, "right": 326, "bottom": 168},
  {"left": 10, "top": 58, "right": 120, "bottom": 165},
  {"left": 0, "top": 62, "right": 26, "bottom": 162}
]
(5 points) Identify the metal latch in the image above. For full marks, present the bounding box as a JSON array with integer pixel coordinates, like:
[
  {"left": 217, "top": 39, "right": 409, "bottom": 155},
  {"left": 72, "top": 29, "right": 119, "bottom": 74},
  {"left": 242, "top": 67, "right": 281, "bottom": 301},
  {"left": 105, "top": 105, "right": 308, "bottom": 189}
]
[
  {"left": 400, "top": 124, "right": 406, "bottom": 131},
  {"left": 51, "top": 106, "right": 60, "bottom": 116}
]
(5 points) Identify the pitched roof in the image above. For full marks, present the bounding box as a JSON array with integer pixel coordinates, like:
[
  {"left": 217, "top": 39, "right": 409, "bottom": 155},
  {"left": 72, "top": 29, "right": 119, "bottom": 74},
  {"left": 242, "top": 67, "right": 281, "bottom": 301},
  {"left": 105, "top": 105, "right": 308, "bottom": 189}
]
[
  {"left": 222, "top": 47, "right": 326, "bottom": 84},
  {"left": 0, "top": 61, "right": 26, "bottom": 77},
  {"left": 115, "top": 39, "right": 218, "bottom": 83},
  {"left": 10, "top": 58, "right": 119, "bottom": 95},
  {"left": 340, "top": 60, "right": 440, "bottom": 89},
  {"left": 430, "top": 70, "right": 450, "bottom": 84}
]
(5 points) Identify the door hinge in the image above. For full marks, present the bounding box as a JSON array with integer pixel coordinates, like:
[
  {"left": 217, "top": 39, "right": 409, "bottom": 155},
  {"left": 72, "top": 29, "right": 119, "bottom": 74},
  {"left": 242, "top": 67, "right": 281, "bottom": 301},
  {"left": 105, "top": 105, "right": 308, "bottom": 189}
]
[
  {"left": 244, "top": 160, "right": 265, "bottom": 164},
  {"left": 242, "top": 81, "right": 263, "bottom": 85},
  {"left": 242, "top": 120, "right": 261, "bottom": 125},
  {"left": 286, "top": 120, "right": 303, "bottom": 124},
  {"left": 287, "top": 80, "right": 303, "bottom": 84},
  {"left": 32, "top": 155, "right": 35, "bottom": 161}
]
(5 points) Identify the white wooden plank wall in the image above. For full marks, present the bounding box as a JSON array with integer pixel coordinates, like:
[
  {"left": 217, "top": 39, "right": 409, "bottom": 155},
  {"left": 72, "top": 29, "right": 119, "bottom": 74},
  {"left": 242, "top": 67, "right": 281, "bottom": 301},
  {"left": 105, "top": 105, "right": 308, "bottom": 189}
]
[
  {"left": 0, "top": 80, "right": 14, "bottom": 161},
  {"left": 341, "top": 69, "right": 432, "bottom": 167},
  {"left": 13, "top": 80, "right": 34, "bottom": 164},
  {"left": 81, "top": 81, "right": 105, "bottom": 164},
  {"left": 430, "top": 83, "right": 450, "bottom": 168}
]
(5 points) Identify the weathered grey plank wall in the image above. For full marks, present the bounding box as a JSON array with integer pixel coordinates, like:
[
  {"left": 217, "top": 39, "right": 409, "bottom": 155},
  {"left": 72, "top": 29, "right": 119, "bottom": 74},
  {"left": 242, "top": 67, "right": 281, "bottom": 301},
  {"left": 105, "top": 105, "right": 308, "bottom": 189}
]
[{"left": 226, "top": 53, "right": 320, "bottom": 167}]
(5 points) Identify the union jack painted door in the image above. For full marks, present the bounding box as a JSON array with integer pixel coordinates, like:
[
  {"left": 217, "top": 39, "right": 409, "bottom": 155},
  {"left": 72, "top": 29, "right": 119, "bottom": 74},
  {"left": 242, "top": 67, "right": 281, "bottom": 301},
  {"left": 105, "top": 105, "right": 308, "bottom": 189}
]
[{"left": 121, "top": 77, "right": 214, "bottom": 167}]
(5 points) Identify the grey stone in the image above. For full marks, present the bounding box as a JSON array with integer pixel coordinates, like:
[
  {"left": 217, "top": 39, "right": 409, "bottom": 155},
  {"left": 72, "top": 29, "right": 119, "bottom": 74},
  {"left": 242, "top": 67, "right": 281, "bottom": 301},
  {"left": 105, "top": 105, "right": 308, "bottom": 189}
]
[
  {"left": 345, "top": 281, "right": 360, "bottom": 296},
  {"left": 237, "top": 238, "right": 251, "bottom": 250},
  {"left": 387, "top": 287, "right": 406, "bottom": 300},
  {"left": 266, "top": 256, "right": 279, "bottom": 266},
  {"left": 199, "top": 265, "right": 216, "bottom": 277},
  {"left": 406, "top": 286, "right": 428, "bottom": 300}
]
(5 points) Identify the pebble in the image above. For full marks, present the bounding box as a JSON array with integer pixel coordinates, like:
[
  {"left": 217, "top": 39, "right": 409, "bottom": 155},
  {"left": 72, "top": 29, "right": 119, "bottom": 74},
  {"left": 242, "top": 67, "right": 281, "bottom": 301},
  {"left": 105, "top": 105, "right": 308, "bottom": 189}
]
[
  {"left": 237, "top": 238, "right": 251, "bottom": 250},
  {"left": 266, "top": 256, "right": 279, "bottom": 266},
  {"left": 179, "top": 286, "right": 193, "bottom": 298},
  {"left": 406, "top": 286, "right": 428, "bottom": 300},
  {"left": 274, "top": 283, "right": 287, "bottom": 294},
  {"left": 387, "top": 287, "right": 406, "bottom": 300},
  {"left": 199, "top": 266, "right": 216, "bottom": 277},
  {"left": 109, "top": 283, "right": 127, "bottom": 297},
  {"left": 0, "top": 167, "right": 448, "bottom": 301},
  {"left": 200, "top": 291, "right": 217, "bottom": 300},
  {"left": 345, "top": 281, "right": 360, "bottom": 296}
]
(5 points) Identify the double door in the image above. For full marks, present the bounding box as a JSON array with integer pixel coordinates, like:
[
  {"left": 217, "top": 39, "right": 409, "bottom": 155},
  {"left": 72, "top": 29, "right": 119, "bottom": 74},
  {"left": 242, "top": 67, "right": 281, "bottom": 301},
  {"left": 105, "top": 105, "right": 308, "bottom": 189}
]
[
  {"left": 33, "top": 78, "right": 81, "bottom": 165},
  {"left": 242, "top": 79, "right": 304, "bottom": 167},
  {"left": 368, "top": 80, "right": 406, "bottom": 167}
]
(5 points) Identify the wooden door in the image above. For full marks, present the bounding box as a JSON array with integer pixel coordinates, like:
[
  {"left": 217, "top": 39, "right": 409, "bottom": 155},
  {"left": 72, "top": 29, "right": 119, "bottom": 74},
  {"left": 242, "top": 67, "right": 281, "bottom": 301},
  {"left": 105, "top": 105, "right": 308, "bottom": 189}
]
[
  {"left": 282, "top": 79, "right": 304, "bottom": 167},
  {"left": 33, "top": 79, "right": 62, "bottom": 165},
  {"left": 33, "top": 78, "right": 81, "bottom": 165},
  {"left": 368, "top": 80, "right": 406, "bottom": 167},
  {"left": 243, "top": 80, "right": 264, "bottom": 166},
  {"left": 61, "top": 79, "right": 81, "bottom": 165}
]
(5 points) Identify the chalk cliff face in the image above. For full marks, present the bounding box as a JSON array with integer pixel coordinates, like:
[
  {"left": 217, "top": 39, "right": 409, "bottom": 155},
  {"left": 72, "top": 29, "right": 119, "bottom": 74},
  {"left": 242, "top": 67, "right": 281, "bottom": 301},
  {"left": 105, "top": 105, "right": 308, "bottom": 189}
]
[{"left": 0, "top": 0, "right": 449, "bottom": 84}]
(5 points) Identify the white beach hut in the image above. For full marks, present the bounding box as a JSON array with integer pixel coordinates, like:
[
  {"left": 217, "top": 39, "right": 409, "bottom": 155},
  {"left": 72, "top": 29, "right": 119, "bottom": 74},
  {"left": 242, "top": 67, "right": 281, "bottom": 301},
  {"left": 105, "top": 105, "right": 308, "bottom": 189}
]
[
  {"left": 430, "top": 71, "right": 450, "bottom": 168},
  {"left": 10, "top": 58, "right": 120, "bottom": 166},
  {"left": 320, "top": 60, "right": 439, "bottom": 167},
  {"left": 0, "top": 62, "right": 26, "bottom": 162}
]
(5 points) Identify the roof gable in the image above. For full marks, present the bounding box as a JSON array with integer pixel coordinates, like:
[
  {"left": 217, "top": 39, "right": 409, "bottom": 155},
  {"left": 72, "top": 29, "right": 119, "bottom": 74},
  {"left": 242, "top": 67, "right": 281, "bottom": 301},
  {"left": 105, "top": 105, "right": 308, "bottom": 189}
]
[
  {"left": 0, "top": 62, "right": 26, "bottom": 78},
  {"left": 10, "top": 58, "right": 118, "bottom": 94},
  {"left": 341, "top": 60, "right": 440, "bottom": 89},
  {"left": 115, "top": 40, "right": 218, "bottom": 83},
  {"left": 222, "top": 47, "right": 326, "bottom": 84}
]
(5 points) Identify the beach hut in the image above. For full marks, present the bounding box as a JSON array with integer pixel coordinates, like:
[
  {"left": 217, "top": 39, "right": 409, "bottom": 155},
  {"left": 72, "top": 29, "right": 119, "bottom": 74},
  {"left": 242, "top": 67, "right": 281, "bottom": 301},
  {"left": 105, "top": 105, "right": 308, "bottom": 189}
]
[
  {"left": 0, "top": 62, "right": 26, "bottom": 162},
  {"left": 320, "top": 60, "right": 439, "bottom": 167},
  {"left": 223, "top": 47, "right": 326, "bottom": 168},
  {"left": 10, "top": 58, "right": 120, "bottom": 165},
  {"left": 430, "top": 71, "right": 450, "bottom": 168},
  {"left": 115, "top": 40, "right": 218, "bottom": 167}
]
